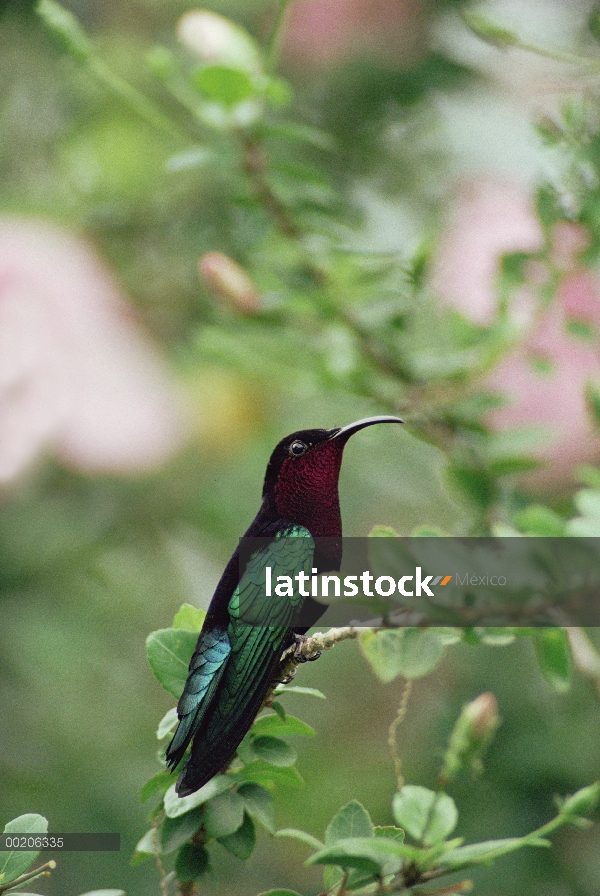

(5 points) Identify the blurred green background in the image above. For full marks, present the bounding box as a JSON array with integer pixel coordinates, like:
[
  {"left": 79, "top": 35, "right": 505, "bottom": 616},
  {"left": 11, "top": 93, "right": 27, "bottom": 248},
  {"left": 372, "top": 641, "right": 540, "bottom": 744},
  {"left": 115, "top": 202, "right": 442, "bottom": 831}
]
[{"left": 2, "top": 0, "right": 600, "bottom": 894}]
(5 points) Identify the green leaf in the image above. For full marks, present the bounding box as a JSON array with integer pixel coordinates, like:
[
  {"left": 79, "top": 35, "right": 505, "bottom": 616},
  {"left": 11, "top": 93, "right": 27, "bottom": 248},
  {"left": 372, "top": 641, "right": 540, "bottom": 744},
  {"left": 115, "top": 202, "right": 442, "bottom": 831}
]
[
  {"left": 232, "top": 761, "right": 303, "bottom": 789},
  {"left": 165, "top": 147, "right": 214, "bottom": 173},
  {"left": 264, "top": 76, "right": 293, "bottom": 109},
  {"left": 560, "top": 782, "right": 600, "bottom": 818},
  {"left": 410, "top": 525, "right": 449, "bottom": 537},
  {"left": 253, "top": 714, "right": 315, "bottom": 738},
  {"left": 587, "top": 381, "right": 600, "bottom": 429},
  {"left": 577, "top": 465, "right": 600, "bottom": 488},
  {"left": 322, "top": 865, "right": 343, "bottom": 892},
  {"left": 306, "top": 837, "right": 406, "bottom": 877},
  {"left": 37, "top": 0, "right": 92, "bottom": 60},
  {"left": 359, "top": 629, "right": 445, "bottom": 683},
  {"left": 236, "top": 732, "right": 258, "bottom": 765},
  {"left": 174, "top": 843, "right": 209, "bottom": 882},
  {"left": 217, "top": 812, "right": 255, "bottom": 859},
  {"left": 513, "top": 506, "right": 566, "bottom": 536},
  {"left": 325, "top": 800, "right": 374, "bottom": 845},
  {"left": 533, "top": 629, "right": 572, "bottom": 692},
  {"left": 479, "top": 628, "right": 516, "bottom": 646},
  {"left": 569, "top": 320, "right": 595, "bottom": 340},
  {"left": 590, "top": 6, "right": 600, "bottom": 41},
  {"left": 192, "top": 65, "right": 255, "bottom": 107},
  {"left": 271, "top": 701, "right": 286, "bottom": 721},
  {"left": 133, "top": 829, "right": 154, "bottom": 861},
  {"left": 160, "top": 807, "right": 204, "bottom": 853},
  {"left": 374, "top": 826, "right": 405, "bottom": 842},
  {"left": 369, "top": 525, "right": 400, "bottom": 538},
  {"left": 252, "top": 736, "right": 297, "bottom": 767},
  {"left": 203, "top": 790, "right": 245, "bottom": 839},
  {"left": 141, "top": 770, "right": 173, "bottom": 802},
  {"left": 164, "top": 776, "right": 233, "bottom": 818},
  {"left": 488, "top": 457, "right": 542, "bottom": 477},
  {"left": 261, "top": 120, "right": 335, "bottom": 151},
  {"left": 275, "top": 829, "right": 324, "bottom": 851},
  {"left": 77, "top": 892, "right": 126, "bottom": 896},
  {"left": 146, "top": 628, "right": 197, "bottom": 698},
  {"left": 439, "top": 836, "right": 548, "bottom": 871},
  {"left": 273, "top": 685, "right": 326, "bottom": 699},
  {"left": 461, "top": 10, "right": 519, "bottom": 47},
  {"left": 256, "top": 891, "right": 303, "bottom": 896},
  {"left": 499, "top": 250, "right": 530, "bottom": 289},
  {"left": 173, "top": 604, "right": 206, "bottom": 631},
  {"left": 157, "top": 707, "right": 179, "bottom": 739},
  {"left": 0, "top": 814, "right": 48, "bottom": 885},
  {"left": 447, "top": 463, "right": 494, "bottom": 511},
  {"left": 238, "top": 783, "right": 276, "bottom": 833},
  {"left": 393, "top": 786, "right": 458, "bottom": 846}
]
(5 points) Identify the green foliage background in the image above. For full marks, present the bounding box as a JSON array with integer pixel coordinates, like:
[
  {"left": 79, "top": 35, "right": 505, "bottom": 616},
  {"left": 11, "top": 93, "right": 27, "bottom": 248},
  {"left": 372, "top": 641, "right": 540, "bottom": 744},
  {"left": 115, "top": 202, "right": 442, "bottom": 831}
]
[{"left": 2, "top": 0, "right": 600, "bottom": 894}]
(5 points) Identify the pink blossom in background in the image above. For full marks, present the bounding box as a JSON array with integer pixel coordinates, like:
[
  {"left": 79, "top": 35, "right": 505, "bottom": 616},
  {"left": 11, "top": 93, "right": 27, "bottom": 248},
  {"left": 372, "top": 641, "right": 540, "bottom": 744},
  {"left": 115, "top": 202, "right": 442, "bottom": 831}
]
[
  {"left": 489, "top": 271, "right": 600, "bottom": 483},
  {"left": 431, "top": 177, "right": 600, "bottom": 486},
  {"left": 430, "top": 178, "right": 544, "bottom": 325},
  {"left": 283, "top": 0, "right": 420, "bottom": 69},
  {"left": 0, "top": 219, "right": 186, "bottom": 482}
]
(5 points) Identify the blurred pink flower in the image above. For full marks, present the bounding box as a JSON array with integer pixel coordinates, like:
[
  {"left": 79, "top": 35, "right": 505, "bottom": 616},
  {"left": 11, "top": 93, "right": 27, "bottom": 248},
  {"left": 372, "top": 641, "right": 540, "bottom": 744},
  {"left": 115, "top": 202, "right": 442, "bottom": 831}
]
[
  {"left": 489, "top": 271, "right": 600, "bottom": 482},
  {"left": 430, "top": 178, "right": 544, "bottom": 325},
  {"left": 431, "top": 177, "right": 600, "bottom": 485},
  {"left": 0, "top": 219, "right": 186, "bottom": 482},
  {"left": 283, "top": 0, "right": 420, "bottom": 69}
]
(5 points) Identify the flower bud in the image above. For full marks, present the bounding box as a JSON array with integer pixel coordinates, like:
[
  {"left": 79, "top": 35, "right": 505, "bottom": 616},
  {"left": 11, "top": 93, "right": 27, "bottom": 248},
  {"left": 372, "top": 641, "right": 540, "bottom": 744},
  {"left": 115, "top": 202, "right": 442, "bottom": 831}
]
[
  {"left": 177, "top": 10, "right": 262, "bottom": 74},
  {"left": 440, "top": 692, "right": 500, "bottom": 784},
  {"left": 464, "top": 691, "right": 501, "bottom": 741},
  {"left": 461, "top": 11, "right": 519, "bottom": 48},
  {"left": 199, "top": 252, "right": 261, "bottom": 315}
]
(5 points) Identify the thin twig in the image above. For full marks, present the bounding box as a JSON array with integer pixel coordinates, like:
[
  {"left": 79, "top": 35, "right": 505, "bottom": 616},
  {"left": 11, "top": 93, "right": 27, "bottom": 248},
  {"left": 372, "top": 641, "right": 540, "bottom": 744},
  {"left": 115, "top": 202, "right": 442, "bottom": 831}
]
[
  {"left": 152, "top": 812, "right": 170, "bottom": 896},
  {"left": 0, "top": 860, "right": 56, "bottom": 894},
  {"left": 267, "top": 626, "right": 359, "bottom": 704},
  {"left": 242, "top": 135, "right": 301, "bottom": 237},
  {"left": 388, "top": 680, "right": 413, "bottom": 791}
]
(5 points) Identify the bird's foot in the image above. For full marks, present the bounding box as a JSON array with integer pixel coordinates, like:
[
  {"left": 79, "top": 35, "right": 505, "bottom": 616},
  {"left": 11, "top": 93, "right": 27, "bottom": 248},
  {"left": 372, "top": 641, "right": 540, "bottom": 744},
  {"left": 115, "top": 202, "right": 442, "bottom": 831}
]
[
  {"left": 279, "top": 668, "right": 297, "bottom": 685},
  {"left": 293, "top": 633, "right": 322, "bottom": 663}
]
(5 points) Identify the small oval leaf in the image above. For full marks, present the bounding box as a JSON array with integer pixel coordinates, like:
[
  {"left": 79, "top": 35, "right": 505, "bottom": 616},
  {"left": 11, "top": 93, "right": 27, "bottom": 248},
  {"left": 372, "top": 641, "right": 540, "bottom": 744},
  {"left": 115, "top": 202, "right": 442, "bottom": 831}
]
[
  {"left": 146, "top": 628, "right": 198, "bottom": 698},
  {"left": 325, "top": 800, "right": 373, "bottom": 845},
  {"left": 392, "top": 786, "right": 457, "bottom": 846},
  {"left": 203, "top": 790, "right": 245, "bottom": 839},
  {"left": 1, "top": 814, "right": 48, "bottom": 885},
  {"left": 252, "top": 736, "right": 297, "bottom": 767}
]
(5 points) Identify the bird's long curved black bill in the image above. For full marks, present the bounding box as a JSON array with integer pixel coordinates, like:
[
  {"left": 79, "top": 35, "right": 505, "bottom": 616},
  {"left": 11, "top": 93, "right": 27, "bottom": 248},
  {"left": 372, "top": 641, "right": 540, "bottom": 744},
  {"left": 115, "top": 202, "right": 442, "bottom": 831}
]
[{"left": 328, "top": 415, "right": 403, "bottom": 441}]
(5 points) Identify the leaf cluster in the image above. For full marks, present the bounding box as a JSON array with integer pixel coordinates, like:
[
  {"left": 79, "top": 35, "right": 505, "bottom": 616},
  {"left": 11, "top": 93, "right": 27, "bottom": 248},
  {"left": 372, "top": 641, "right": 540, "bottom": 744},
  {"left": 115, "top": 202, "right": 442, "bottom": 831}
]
[
  {"left": 270, "top": 780, "right": 599, "bottom": 896},
  {"left": 0, "top": 813, "right": 121, "bottom": 896},
  {"left": 140, "top": 604, "right": 324, "bottom": 886}
]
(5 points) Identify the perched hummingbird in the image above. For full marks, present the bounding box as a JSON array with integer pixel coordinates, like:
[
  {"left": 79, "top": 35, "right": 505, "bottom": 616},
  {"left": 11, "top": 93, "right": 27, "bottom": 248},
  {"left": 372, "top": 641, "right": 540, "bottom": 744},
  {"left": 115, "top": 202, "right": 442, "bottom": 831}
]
[{"left": 166, "top": 415, "right": 402, "bottom": 796}]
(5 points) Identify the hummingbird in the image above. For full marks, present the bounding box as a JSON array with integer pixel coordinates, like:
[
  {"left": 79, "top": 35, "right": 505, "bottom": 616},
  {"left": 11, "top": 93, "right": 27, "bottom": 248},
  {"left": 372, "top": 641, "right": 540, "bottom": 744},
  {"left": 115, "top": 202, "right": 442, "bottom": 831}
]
[{"left": 166, "top": 415, "right": 402, "bottom": 796}]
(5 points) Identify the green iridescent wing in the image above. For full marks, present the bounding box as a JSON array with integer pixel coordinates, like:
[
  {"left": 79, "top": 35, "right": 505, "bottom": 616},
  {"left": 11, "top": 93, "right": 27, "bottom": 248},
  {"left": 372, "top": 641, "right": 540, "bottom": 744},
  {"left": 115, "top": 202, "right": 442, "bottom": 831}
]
[{"left": 176, "top": 524, "right": 314, "bottom": 795}]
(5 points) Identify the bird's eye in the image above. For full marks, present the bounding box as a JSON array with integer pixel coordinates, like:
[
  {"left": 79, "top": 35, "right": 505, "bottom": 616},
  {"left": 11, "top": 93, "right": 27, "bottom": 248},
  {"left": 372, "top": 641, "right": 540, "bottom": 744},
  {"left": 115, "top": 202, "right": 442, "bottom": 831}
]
[{"left": 289, "top": 440, "right": 307, "bottom": 457}]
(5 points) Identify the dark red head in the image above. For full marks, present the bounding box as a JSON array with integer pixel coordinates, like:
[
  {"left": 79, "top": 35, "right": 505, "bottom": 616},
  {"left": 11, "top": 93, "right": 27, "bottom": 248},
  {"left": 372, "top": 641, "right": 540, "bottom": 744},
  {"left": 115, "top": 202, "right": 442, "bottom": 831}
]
[{"left": 262, "top": 416, "right": 402, "bottom": 539}]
